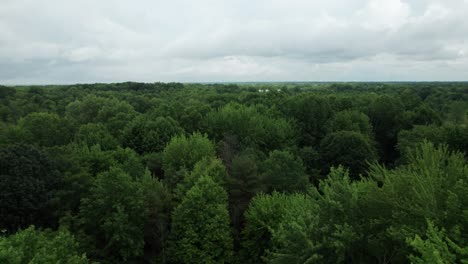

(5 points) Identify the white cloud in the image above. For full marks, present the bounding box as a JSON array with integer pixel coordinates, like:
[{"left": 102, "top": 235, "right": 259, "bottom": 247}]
[
  {"left": 0, "top": 0, "right": 467, "bottom": 83},
  {"left": 65, "top": 47, "right": 102, "bottom": 62},
  {"left": 356, "top": 0, "right": 411, "bottom": 31}
]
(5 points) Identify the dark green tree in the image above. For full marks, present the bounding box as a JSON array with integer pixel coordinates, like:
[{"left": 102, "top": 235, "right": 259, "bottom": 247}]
[
  {"left": 122, "top": 115, "right": 184, "bottom": 154},
  {"left": 320, "top": 131, "right": 377, "bottom": 177},
  {"left": 367, "top": 95, "right": 405, "bottom": 163},
  {"left": 227, "top": 152, "right": 265, "bottom": 241},
  {"left": 262, "top": 150, "right": 309, "bottom": 193},
  {"left": 281, "top": 95, "right": 333, "bottom": 146},
  {"left": 17, "top": 112, "right": 75, "bottom": 147},
  {"left": 0, "top": 145, "right": 58, "bottom": 232},
  {"left": 325, "top": 110, "right": 373, "bottom": 136},
  {"left": 140, "top": 172, "right": 173, "bottom": 263},
  {"left": 74, "top": 123, "right": 119, "bottom": 150}
]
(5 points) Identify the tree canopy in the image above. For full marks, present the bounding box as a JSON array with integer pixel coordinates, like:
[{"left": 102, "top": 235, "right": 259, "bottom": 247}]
[{"left": 0, "top": 82, "right": 466, "bottom": 263}]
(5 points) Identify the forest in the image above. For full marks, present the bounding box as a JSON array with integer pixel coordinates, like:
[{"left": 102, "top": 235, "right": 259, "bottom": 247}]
[{"left": 0, "top": 82, "right": 467, "bottom": 263}]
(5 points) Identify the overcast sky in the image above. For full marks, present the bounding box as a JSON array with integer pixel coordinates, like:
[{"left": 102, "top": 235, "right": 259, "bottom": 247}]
[{"left": 1, "top": 0, "right": 468, "bottom": 84}]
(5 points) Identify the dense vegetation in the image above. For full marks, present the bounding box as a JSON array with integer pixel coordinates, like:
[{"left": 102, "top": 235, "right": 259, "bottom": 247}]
[{"left": 0, "top": 82, "right": 467, "bottom": 263}]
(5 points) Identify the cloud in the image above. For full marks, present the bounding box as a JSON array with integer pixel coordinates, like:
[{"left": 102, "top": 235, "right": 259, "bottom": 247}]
[{"left": 0, "top": 0, "right": 467, "bottom": 83}]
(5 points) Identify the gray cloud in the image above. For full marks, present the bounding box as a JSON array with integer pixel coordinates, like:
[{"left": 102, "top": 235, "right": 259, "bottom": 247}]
[{"left": 0, "top": 0, "right": 467, "bottom": 83}]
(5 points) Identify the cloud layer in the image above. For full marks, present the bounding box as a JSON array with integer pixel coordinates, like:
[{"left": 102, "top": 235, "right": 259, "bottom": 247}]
[{"left": 1, "top": 0, "right": 467, "bottom": 83}]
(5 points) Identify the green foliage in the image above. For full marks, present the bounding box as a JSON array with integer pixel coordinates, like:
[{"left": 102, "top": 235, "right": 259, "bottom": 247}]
[
  {"left": 122, "top": 115, "right": 184, "bottom": 154},
  {"left": 204, "top": 103, "right": 297, "bottom": 151},
  {"left": 111, "top": 146, "right": 146, "bottom": 178},
  {"left": 267, "top": 167, "right": 373, "bottom": 264},
  {"left": 175, "top": 157, "right": 227, "bottom": 200},
  {"left": 178, "top": 100, "right": 212, "bottom": 133},
  {"left": 95, "top": 98, "right": 137, "bottom": 135},
  {"left": 242, "top": 192, "right": 316, "bottom": 263},
  {"left": 0, "top": 226, "right": 89, "bottom": 264},
  {"left": 325, "top": 110, "right": 373, "bottom": 136},
  {"left": 66, "top": 95, "right": 137, "bottom": 136},
  {"left": 320, "top": 131, "right": 377, "bottom": 177},
  {"left": 140, "top": 172, "right": 173, "bottom": 263},
  {"left": 17, "top": 112, "right": 75, "bottom": 147},
  {"left": 296, "top": 146, "right": 321, "bottom": 183},
  {"left": 408, "top": 103, "right": 442, "bottom": 126},
  {"left": 74, "top": 123, "right": 119, "bottom": 150},
  {"left": 367, "top": 95, "right": 405, "bottom": 163},
  {"left": 71, "top": 144, "right": 145, "bottom": 178},
  {"left": 227, "top": 152, "right": 265, "bottom": 236},
  {"left": 398, "top": 124, "right": 468, "bottom": 160},
  {"left": 78, "top": 167, "right": 147, "bottom": 261},
  {"left": 44, "top": 145, "right": 94, "bottom": 219},
  {"left": 407, "top": 220, "right": 467, "bottom": 264},
  {"left": 0, "top": 85, "right": 16, "bottom": 99},
  {"left": 0, "top": 144, "right": 58, "bottom": 232},
  {"left": 168, "top": 176, "right": 233, "bottom": 264},
  {"left": 365, "top": 142, "right": 468, "bottom": 262},
  {"left": 163, "top": 132, "right": 216, "bottom": 189},
  {"left": 281, "top": 94, "right": 333, "bottom": 145},
  {"left": 448, "top": 101, "right": 467, "bottom": 124},
  {"left": 262, "top": 150, "right": 309, "bottom": 193},
  {"left": 2, "top": 82, "right": 467, "bottom": 263}
]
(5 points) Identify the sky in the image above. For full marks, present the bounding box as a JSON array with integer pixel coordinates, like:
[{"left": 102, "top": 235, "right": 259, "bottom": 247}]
[{"left": 0, "top": 0, "right": 468, "bottom": 84}]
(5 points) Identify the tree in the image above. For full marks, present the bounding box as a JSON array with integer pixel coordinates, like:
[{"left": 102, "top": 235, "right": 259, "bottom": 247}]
[
  {"left": 281, "top": 95, "right": 333, "bottom": 146},
  {"left": 320, "top": 131, "right": 377, "bottom": 177},
  {"left": 74, "top": 123, "right": 119, "bottom": 150},
  {"left": 407, "top": 220, "right": 464, "bottom": 264},
  {"left": 227, "top": 151, "right": 265, "bottom": 240},
  {"left": 110, "top": 146, "right": 146, "bottom": 178},
  {"left": 266, "top": 167, "right": 372, "bottom": 264},
  {"left": 162, "top": 132, "right": 215, "bottom": 189},
  {"left": 261, "top": 150, "right": 309, "bottom": 193},
  {"left": 325, "top": 110, "right": 373, "bottom": 136},
  {"left": 175, "top": 157, "right": 227, "bottom": 200},
  {"left": 0, "top": 145, "right": 58, "bottom": 233},
  {"left": 168, "top": 176, "right": 233, "bottom": 264},
  {"left": 17, "top": 112, "right": 75, "bottom": 147},
  {"left": 409, "top": 104, "right": 442, "bottom": 126},
  {"left": 65, "top": 95, "right": 137, "bottom": 137},
  {"left": 0, "top": 85, "right": 15, "bottom": 99},
  {"left": 242, "top": 192, "right": 316, "bottom": 263},
  {"left": 140, "top": 172, "right": 173, "bottom": 263},
  {"left": 297, "top": 146, "right": 321, "bottom": 184},
  {"left": 78, "top": 167, "right": 147, "bottom": 261},
  {"left": 364, "top": 142, "right": 468, "bottom": 262},
  {"left": 0, "top": 226, "right": 89, "bottom": 264},
  {"left": 204, "top": 103, "right": 297, "bottom": 152},
  {"left": 447, "top": 101, "right": 467, "bottom": 124},
  {"left": 122, "top": 115, "right": 184, "bottom": 154},
  {"left": 398, "top": 124, "right": 468, "bottom": 160},
  {"left": 95, "top": 97, "right": 138, "bottom": 135},
  {"left": 178, "top": 100, "right": 212, "bottom": 133},
  {"left": 367, "top": 95, "right": 405, "bottom": 163},
  {"left": 65, "top": 95, "right": 109, "bottom": 124}
]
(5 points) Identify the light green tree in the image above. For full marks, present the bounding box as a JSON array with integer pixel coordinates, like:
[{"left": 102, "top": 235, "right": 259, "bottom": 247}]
[
  {"left": 0, "top": 226, "right": 89, "bottom": 264},
  {"left": 163, "top": 132, "right": 215, "bottom": 189},
  {"left": 168, "top": 176, "right": 233, "bottom": 264}
]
